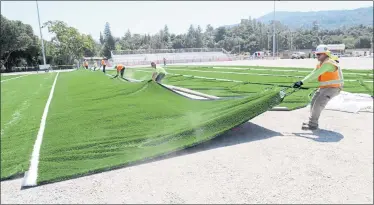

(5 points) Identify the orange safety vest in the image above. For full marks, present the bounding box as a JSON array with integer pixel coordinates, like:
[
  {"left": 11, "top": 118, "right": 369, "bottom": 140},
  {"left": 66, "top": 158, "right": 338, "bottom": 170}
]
[
  {"left": 116, "top": 64, "right": 124, "bottom": 71},
  {"left": 101, "top": 60, "right": 106, "bottom": 65},
  {"left": 317, "top": 59, "right": 344, "bottom": 88}
]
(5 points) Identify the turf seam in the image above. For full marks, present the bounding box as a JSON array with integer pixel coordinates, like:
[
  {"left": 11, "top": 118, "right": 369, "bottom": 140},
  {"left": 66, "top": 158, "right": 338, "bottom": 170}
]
[{"left": 21, "top": 72, "right": 60, "bottom": 187}]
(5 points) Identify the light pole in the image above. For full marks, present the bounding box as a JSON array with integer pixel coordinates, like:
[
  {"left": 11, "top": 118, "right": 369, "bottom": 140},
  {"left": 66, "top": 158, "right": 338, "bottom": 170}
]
[
  {"left": 36, "top": 0, "right": 46, "bottom": 65},
  {"left": 290, "top": 31, "right": 293, "bottom": 51},
  {"left": 272, "top": 0, "right": 276, "bottom": 58},
  {"left": 267, "top": 32, "right": 270, "bottom": 51}
]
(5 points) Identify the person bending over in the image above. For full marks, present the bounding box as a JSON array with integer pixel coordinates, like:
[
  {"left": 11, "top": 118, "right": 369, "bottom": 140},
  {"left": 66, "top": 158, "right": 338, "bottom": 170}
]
[
  {"left": 151, "top": 62, "right": 167, "bottom": 83},
  {"left": 112, "top": 64, "right": 125, "bottom": 79}
]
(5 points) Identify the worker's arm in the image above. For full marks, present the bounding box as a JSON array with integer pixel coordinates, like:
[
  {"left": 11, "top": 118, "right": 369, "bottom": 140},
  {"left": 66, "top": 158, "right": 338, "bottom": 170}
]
[{"left": 301, "top": 63, "right": 336, "bottom": 84}]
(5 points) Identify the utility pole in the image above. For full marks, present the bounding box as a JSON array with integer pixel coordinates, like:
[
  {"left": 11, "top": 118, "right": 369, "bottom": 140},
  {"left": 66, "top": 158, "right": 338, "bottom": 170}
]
[
  {"left": 276, "top": 32, "right": 279, "bottom": 56},
  {"left": 272, "top": 0, "right": 276, "bottom": 58},
  {"left": 36, "top": 0, "right": 46, "bottom": 65},
  {"left": 290, "top": 31, "right": 293, "bottom": 51},
  {"left": 267, "top": 32, "right": 270, "bottom": 51}
]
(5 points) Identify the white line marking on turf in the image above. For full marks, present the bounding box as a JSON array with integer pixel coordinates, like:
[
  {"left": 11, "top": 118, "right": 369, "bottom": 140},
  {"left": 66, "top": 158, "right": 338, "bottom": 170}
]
[
  {"left": 1, "top": 75, "right": 28, "bottom": 83},
  {"left": 22, "top": 72, "right": 59, "bottom": 187}
]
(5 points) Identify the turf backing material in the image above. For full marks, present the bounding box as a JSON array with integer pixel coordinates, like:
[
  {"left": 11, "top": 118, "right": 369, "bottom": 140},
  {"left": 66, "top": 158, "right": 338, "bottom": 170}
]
[{"left": 37, "top": 70, "right": 284, "bottom": 184}]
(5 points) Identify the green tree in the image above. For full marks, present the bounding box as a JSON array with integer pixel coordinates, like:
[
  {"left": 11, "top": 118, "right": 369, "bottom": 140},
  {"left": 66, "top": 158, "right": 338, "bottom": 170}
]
[
  {"left": 102, "top": 22, "right": 115, "bottom": 58},
  {"left": 0, "top": 15, "right": 37, "bottom": 69}
]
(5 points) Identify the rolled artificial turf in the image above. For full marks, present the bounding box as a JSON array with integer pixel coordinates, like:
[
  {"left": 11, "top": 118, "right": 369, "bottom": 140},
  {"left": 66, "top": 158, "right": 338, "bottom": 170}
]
[{"left": 36, "top": 70, "right": 285, "bottom": 184}]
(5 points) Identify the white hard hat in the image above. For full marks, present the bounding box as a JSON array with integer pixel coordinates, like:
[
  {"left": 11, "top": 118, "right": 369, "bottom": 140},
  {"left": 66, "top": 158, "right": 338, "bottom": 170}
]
[{"left": 314, "top": 44, "right": 331, "bottom": 54}]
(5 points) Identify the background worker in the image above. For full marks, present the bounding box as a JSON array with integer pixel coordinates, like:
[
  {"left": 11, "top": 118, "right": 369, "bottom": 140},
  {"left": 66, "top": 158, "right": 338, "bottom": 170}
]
[
  {"left": 101, "top": 58, "right": 107, "bottom": 73},
  {"left": 112, "top": 64, "right": 125, "bottom": 79},
  {"left": 151, "top": 62, "right": 167, "bottom": 83},
  {"left": 293, "top": 45, "right": 344, "bottom": 130},
  {"left": 83, "top": 60, "right": 89, "bottom": 69},
  {"left": 93, "top": 61, "right": 98, "bottom": 71}
]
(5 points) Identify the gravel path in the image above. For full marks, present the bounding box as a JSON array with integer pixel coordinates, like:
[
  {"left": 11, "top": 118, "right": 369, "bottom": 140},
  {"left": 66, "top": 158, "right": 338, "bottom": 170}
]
[{"left": 2, "top": 108, "right": 372, "bottom": 204}]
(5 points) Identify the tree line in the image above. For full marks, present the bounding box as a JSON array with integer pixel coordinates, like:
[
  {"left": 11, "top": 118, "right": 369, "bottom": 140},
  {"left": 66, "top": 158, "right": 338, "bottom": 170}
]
[
  {"left": 102, "top": 19, "right": 372, "bottom": 56},
  {"left": 1, "top": 14, "right": 372, "bottom": 71}
]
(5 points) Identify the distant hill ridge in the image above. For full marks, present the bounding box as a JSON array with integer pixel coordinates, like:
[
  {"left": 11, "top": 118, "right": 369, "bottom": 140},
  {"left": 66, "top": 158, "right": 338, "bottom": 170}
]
[{"left": 225, "top": 6, "right": 373, "bottom": 29}]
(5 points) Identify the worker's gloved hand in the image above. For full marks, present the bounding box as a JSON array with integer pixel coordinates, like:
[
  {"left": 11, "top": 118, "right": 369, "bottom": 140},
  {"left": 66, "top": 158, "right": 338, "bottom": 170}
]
[{"left": 293, "top": 81, "right": 303, "bottom": 88}]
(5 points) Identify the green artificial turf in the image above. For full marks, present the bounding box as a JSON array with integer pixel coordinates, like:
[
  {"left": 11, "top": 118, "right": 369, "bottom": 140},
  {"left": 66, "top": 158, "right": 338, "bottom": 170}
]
[
  {"left": 110, "top": 66, "right": 372, "bottom": 109},
  {"left": 36, "top": 70, "right": 284, "bottom": 184},
  {"left": 1, "top": 73, "right": 57, "bottom": 180},
  {"left": 165, "top": 67, "right": 373, "bottom": 81}
]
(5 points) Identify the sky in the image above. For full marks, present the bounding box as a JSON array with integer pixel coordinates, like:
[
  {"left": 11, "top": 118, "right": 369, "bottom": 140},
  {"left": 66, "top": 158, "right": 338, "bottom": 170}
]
[{"left": 1, "top": 1, "right": 373, "bottom": 41}]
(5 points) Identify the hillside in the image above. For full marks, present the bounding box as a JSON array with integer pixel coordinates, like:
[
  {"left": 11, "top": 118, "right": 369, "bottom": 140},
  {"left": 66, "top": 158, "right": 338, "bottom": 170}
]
[{"left": 257, "top": 6, "right": 373, "bottom": 29}]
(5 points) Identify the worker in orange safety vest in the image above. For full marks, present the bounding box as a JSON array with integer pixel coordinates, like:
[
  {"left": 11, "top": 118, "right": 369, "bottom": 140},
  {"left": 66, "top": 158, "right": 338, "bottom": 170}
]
[
  {"left": 293, "top": 45, "right": 344, "bottom": 130},
  {"left": 112, "top": 64, "right": 125, "bottom": 79},
  {"left": 101, "top": 58, "right": 107, "bottom": 73}
]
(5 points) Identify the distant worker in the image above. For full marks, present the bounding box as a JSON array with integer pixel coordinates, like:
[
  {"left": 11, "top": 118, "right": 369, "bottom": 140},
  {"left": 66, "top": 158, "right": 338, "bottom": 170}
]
[
  {"left": 93, "top": 62, "right": 98, "bottom": 71},
  {"left": 292, "top": 45, "right": 344, "bottom": 130},
  {"left": 101, "top": 58, "right": 107, "bottom": 73},
  {"left": 151, "top": 62, "right": 167, "bottom": 83},
  {"left": 83, "top": 60, "right": 89, "bottom": 69},
  {"left": 163, "top": 57, "right": 167, "bottom": 66},
  {"left": 112, "top": 64, "right": 125, "bottom": 79}
]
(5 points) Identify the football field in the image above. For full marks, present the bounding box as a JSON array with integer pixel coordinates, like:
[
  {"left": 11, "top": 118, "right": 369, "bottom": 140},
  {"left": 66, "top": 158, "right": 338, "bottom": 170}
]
[
  {"left": 1, "top": 68, "right": 285, "bottom": 186},
  {"left": 1, "top": 65, "right": 373, "bottom": 187},
  {"left": 1, "top": 64, "right": 373, "bottom": 203}
]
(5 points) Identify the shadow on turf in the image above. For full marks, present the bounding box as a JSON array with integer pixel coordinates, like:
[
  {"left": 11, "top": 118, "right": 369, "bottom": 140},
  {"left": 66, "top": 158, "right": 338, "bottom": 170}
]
[{"left": 117, "top": 122, "right": 284, "bottom": 167}]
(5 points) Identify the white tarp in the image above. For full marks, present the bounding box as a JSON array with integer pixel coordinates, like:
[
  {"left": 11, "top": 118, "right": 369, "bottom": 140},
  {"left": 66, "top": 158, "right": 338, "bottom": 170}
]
[{"left": 323, "top": 91, "right": 373, "bottom": 113}]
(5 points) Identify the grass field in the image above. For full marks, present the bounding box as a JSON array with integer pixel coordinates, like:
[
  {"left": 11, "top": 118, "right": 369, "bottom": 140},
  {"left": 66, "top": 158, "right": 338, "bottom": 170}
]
[{"left": 1, "top": 69, "right": 286, "bottom": 185}]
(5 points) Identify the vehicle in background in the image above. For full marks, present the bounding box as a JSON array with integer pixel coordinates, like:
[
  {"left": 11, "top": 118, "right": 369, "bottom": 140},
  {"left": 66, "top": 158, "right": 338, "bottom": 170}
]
[
  {"left": 252, "top": 51, "right": 265, "bottom": 58},
  {"left": 291, "top": 52, "right": 306, "bottom": 59},
  {"left": 332, "top": 53, "right": 342, "bottom": 58}
]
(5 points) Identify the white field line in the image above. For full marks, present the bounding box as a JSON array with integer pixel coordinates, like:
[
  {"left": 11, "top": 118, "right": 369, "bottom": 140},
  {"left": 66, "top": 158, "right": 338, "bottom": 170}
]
[
  {"left": 136, "top": 70, "right": 244, "bottom": 83},
  {"left": 163, "top": 84, "right": 220, "bottom": 100},
  {"left": 1, "top": 75, "right": 28, "bottom": 83},
  {"left": 22, "top": 73, "right": 60, "bottom": 187}
]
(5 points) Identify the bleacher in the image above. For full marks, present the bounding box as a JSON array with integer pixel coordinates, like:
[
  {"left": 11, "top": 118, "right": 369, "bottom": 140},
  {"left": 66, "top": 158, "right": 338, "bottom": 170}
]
[{"left": 111, "top": 48, "right": 233, "bottom": 66}]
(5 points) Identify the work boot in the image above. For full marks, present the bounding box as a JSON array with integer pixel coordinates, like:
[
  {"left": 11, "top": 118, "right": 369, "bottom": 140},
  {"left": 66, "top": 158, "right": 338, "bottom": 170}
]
[{"left": 301, "top": 122, "right": 318, "bottom": 130}]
